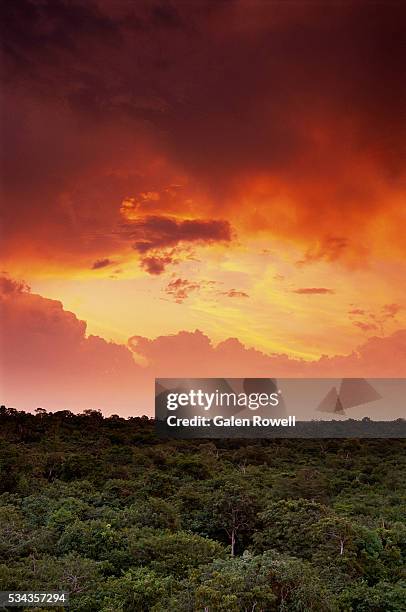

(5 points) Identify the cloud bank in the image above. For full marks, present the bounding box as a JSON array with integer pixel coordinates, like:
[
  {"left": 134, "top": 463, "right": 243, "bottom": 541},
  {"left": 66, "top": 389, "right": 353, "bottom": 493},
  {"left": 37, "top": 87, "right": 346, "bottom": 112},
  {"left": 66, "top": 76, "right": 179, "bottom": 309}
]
[{"left": 3, "top": 278, "right": 403, "bottom": 416}]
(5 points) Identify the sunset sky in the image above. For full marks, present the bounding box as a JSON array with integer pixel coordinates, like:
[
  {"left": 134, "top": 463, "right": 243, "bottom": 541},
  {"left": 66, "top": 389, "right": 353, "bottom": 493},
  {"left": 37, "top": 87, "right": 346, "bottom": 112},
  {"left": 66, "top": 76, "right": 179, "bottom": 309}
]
[{"left": 1, "top": 0, "right": 406, "bottom": 414}]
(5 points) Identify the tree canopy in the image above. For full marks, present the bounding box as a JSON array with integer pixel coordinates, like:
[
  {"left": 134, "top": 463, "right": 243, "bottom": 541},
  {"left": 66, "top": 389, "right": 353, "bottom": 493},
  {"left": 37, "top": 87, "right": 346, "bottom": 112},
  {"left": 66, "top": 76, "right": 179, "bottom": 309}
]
[{"left": 0, "top": 407, "right": 405, "bottom": 611}]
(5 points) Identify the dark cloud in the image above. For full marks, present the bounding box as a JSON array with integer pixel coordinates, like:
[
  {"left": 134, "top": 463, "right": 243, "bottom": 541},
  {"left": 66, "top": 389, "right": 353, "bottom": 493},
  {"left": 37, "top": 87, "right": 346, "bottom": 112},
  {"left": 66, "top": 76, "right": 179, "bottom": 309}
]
[
  {"left": 349, "top": 302, "right": 403, "bottom": 335},
  {"left": 116, "top": 214, "right": 232, "bottom": 273},
  {"left": 165, "top": 278, "right": 200, "bottom": 303},
  {"left": 293, "top": 287, "right": 334, "bottom": 295},
  {"left": 164, "top": 277, "right": 218, "bottom": 301},
  {"left": 121, "top": 215, "right": 232, "bottom": 254},
  {"left": 297, "top": 237, "right": 350, "bottom": 265},
  {"left": 141, "top": 253, "right": 177, "bottom": 275},
  {"left": 221, "top": 289, "right": 249, "bottom": 298},
  {"left": 91, "top": 258, "right": 114, "bottom": 269}
]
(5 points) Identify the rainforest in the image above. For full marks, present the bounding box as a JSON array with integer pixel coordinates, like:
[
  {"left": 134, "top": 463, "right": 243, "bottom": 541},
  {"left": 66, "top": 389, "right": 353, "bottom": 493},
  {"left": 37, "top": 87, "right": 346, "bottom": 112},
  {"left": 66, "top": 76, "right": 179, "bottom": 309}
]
[{"left": 0, "top": 406, "right": 404, "bottom": 611}]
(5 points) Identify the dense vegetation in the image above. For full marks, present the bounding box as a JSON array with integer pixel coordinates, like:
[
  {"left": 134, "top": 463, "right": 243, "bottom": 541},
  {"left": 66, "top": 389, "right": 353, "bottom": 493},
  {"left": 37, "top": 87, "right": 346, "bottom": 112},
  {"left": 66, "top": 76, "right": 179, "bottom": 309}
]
[{"left": 0, "top": 406, "right": 405, "bottom": 611}]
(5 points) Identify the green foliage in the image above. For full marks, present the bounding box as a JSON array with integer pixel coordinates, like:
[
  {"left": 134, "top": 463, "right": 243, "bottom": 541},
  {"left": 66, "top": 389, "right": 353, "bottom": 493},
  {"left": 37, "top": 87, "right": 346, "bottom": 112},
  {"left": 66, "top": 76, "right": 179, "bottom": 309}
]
[
  {"left": 254, "top": 499, "right": 330, "bottom": 558},
  {"left": 0, "top": 409, "right": 404, "bottom": 611},
  {"left": 119, "top": 496, "right": 181, "bottom": 530},
  {"left": 171, "top": 551, "right": 336, "bottom": 611},
  {"left": 126, "top": 529, "right": 226, "bottom": 578},
  {"left": 211, "top": 478, "right": 261, "bottom": 555},
  {"left": 338, "top": 579, "right": 406, "bottom": 612},
  {"left": 101, "top": 568, "right": 176, "bottom": 612}
]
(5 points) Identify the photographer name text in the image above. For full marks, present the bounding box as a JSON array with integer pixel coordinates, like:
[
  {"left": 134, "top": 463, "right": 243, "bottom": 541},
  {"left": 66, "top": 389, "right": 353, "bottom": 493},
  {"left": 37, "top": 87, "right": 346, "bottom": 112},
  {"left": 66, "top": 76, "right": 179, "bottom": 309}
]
[{"left": 166, "top": 415, "right": 296, "bottom": 427}]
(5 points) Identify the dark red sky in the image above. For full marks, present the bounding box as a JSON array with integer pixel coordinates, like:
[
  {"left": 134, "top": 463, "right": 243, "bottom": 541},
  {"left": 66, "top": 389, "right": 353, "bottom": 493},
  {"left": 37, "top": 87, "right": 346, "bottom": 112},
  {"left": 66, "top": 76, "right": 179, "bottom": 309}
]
[{"left": 2, "top": 0, "right": 406, "bottom": 267}]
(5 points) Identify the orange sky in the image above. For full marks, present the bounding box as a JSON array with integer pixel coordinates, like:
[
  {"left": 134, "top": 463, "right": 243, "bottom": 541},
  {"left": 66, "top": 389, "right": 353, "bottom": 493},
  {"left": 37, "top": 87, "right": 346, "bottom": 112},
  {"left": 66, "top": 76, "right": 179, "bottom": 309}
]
[{"left": 1, "top": 0, "right": 405, "bottom": 414}]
